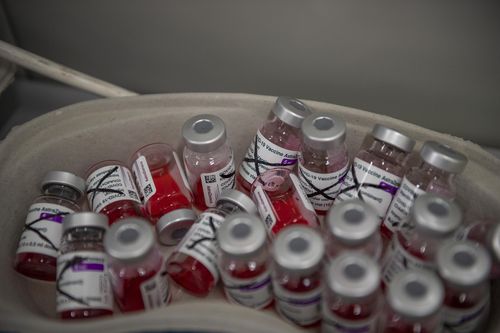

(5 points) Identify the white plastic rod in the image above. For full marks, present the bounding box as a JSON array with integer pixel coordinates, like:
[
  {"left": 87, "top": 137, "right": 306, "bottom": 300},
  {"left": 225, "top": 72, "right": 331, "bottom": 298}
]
[{"left": 0, "top": 40, "right": 137, "bottom": 98}]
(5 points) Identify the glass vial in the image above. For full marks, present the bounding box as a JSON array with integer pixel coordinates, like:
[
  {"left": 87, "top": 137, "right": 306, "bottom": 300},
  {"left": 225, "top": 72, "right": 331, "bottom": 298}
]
[
  {"left": 382, "top": 141, "right": 468, "bottom": 240},
  {"left": 217, "top": 213, "right": 273, "bottom": 309},
  {"left": 166, "top": 189, "right": 257, "bottom": 297},
  {"left": 105, "top": 218, "right": 169, "bottom": 313},
  {"left": 237, "top": 96, "right": 312, "bottom": 193},
  {"left": 298, "top": 112, "right": 349, "bottom": 215},
  {"left": 437, "top": 240, "right": 491, "bottom": 333},
  {"left": 14, "top": 171, "right": 85, "bottom": 281},
  {"left": 251, "top": 168, "right": 319, "bottom": 235},
  {"left": 86, "top": 160, "right": 142, "bottom": 224},
  {"left": 182, "top": 114, "right": 236, "bottom": 211},
  {"left": 56, "top": 212, "right": 113, "bottom": 319},
  {"left": 156, "top": 208, "right": 197, "bottom": 246},
  {"left": 325, "top": 199, "right": 383, "bottom": 261},
  {"left": 272, "top": 225, "right": 324, "bottom": 327},
  {"left": 322, "top": 252, "right": 381, "bottom": 333}
]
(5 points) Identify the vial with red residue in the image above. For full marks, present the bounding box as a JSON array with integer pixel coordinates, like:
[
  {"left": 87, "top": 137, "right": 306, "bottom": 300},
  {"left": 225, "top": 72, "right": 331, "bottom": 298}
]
[
  {"left": 382, "top": 141, "right": 468, "bottom": 241},
  {"left": 182, "top": 114, "right": 236, "bottom": 211},
  {"left": 325, "top": 199, "right": 383, "bottom": 261},
  {"left": 251, "top": 168, "right": 319, "bottom": 235},
  {"left": 130, "top": 143, "right": 194, "bottom": 223},
  {"left": 14, "top": 171, "right": 85, "bottom": 281},
  {"left": 381, "top": 269, "right": 444, "bottom": 333},
  {"left": 105, "top": 217, "right": 170, "bottom": 312},
  {"left": 86, "top": 160, "right": 142, "bottom": 224},
  {"left": 56, "top": 212, "right": 113, "bottom": 319},
  {"left": 437, "top": 240, "right": 491, "bottom": 333},
  {"left": 322, "top": 252, "right": 381, "bottom": 333},
  {"left": 237, "top": 96, "right": 313, "bottom": 193},
  {"left": 272, "top": 225, "right": 324, "bottom": 327},
  {"left": 381, "top": 194, "right": 462, "bottom": 285},
  {"left": 298, "top": 112, "right": 349, "bottom": 215},
  {"left": 217, "top": 213, "right": 273, "bottom": 309},
  {"left": 167, "top": 190, "right": 257, "bottom": 297}
]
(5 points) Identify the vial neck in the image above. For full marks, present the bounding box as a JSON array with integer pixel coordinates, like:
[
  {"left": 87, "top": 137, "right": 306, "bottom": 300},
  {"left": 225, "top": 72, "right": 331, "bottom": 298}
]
[
  {"left": 301, "top": 142, "right": 346, "bottom": 162},
  {"left": 43, "top": 184, "right": 81, "bottom": 202},
  {"left": 418, "top": 161, "right": 455, "bottom": 180},
  {"left": 367, "top": 139, "right": 408, "bottom": 164},
  {"left": 64, "top": 227, "right": 105, "bottom": 243}
]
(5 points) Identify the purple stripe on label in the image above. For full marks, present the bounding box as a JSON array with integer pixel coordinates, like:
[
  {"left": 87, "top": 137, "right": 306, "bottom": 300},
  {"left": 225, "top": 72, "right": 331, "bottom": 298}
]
[
  {"left": 240, "top": 276, "right": 272, "bottom": 291},
  {"left": 379, "top": 181, "right": 399, "bottom": 195},
  {"left": 72, "top": 263, "right": 104, "bottom": 272},
  {"left": 40, "top": 212, "right": 64, "bottom": 223},
  {"left": 281, "top": 293, "right": 321, "bottom": 306},
  {"left": 281, "top": 158, "right": 297, "bottom": 166}
]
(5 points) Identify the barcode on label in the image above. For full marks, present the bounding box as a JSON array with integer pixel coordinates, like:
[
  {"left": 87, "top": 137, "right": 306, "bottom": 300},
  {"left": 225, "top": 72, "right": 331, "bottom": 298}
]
[
  {"left": 128, "top": 190, "right": 139, "bottom": 201},
  {"left": 204, "top": 175, "right": 217, "bottom": 184},
  {"left": 143, "top": 184, "right": 154, "bottom": 197}
]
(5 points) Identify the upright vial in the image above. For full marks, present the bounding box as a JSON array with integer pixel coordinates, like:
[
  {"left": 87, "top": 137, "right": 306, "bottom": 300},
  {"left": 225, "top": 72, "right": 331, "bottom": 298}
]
[
  {"left": 382, "top": 141, "right": 468, "bottom": 240},
  {"left": 105, "top": 218, "right": 170, "bottom": 312},
  {"left": 381, "top": 269, "right": 444, "bottom": 333},
  {"left": 56, "top": 213, "right": 113, "bottom": 319},
  {"left": 130, "top": 143, "right": 193, "bottom": 223},
  {"left": 334, "top": 124, "right": 415, "bottom": 221},
  {"left": 381, "top": 194, "right": 462, "bottom": 285},
  {"left": 167, "top": 190, "right": 257, "bottom": 297},
  {"left": 272, "top": 226, "right": 324, "bottom": 327},
  {"left": 183, "top": 114, "right": 236, "bottom": 211},
  {"left": 217, "top": 213, "right": 273, "bottom": 309},
  {"left": 237, "top": 96, "right": 312, "bottom": 193},
  {"left": 86, "top": 160, "right": 142, "bottom": 224},
  {"left": 322, "top": 253, "right": 381, "bottom": 333},
  {"left": 251, "top": 168, "right": 319, "bottom": 235},
  {"left": 298, "top": 112, "right": 349, "bottom": 215},
  {"left": 325, "top": 199, "right": 383, "bottom": 261},
  {"left": 14, "top": 171, "right": 85, "bottom": 281},
  {"left": 437, "top": 241, "right": 491, "bottom": 333}
]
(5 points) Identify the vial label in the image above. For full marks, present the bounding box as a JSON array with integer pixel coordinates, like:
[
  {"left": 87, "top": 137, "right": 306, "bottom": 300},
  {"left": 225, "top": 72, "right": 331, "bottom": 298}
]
[
  {"left": 16, "top": 203, "right": 74, "bottom": 258},
  {"left": 132, "top": 155, "right": 157, "bottom": 204},
  {"left": 221, "top": 270, "right": 273, "bottom": 309},
  {"left": 322, "top": 302, "right": 378, "bottom": 333},
  {"left": 443, "top": 298, "right": 489, "bottom": 333},
  {"left": 199, "top": 156, "right": 236, "bottom": 208},
  {"left": 173, "top": 152, "right": 193, "bottom": 197},
  {"left": 86, "top": 165, "right": 141, "bottom": 213},
  {"left": 335, "top": 158, "right": 401, "bottom": 220},
  {"left": 56, "top": 251, "right": 113, "bottom": 312},
  {"left": 177, "top": 212, "right": 226, "bottom": 281},
  {"left": 140, "top": 260, "right": 170, "bottom": 310},
  {"left": 253, "top": 185, "right": 277, "bottom": 231},
  {"left": 273, "top": 283, "right": 322, "bottom": 326},
  {"left": 239, "top": 130, "right": 299, "bottom": 184},
  {"left": 382, "top": 177, "right": 425, "bottom": 232},
  {"left": 298, "top": 161, "right": 349, "bottom": 212},
  {"left": 290, "top": 173, "right": 317, "bottom": 213}
]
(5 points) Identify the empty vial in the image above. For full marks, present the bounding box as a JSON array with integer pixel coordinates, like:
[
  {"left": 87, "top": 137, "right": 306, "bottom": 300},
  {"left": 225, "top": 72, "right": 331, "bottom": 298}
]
[
  {"left": 183, "top": 114, "right": 236, "bottom": 211},
  {"left": 56, "top": 212, "right": 113, "bottom": 319},
  {"left": 14, "top": 171, "right": 85, "bottom": 281},
  {"left": 217, "top": 213, "right": 273, "bottom": 309},
  {"left": 237, "top": 96, "right": 312, "bottom": 193},
  {"left": 298, "top": 112, "right": 349, "bottom": 215},
  {"left": 272, "top": 225, "right": 324, "bottom": 327}
]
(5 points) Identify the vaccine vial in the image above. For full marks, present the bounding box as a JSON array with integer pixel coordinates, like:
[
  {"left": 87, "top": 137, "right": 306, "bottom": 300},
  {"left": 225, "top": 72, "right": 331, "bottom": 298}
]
[
  {"left": 105, "top": 218, "right": 169, "bottom": 312},
  {"left": 156, "top": 208, "right": 197, "bottom": 246},
  {"left": 130, "top": 143, "right": 193, "bottom": 223},
  {"left": 56, "top": 212, "right": 113, "bottom": 319},
  {"left": 237, "top": 96, "right": 312, "bottom": 193},
  {"left": 381, "top": 269, "right": 444, "bottom": 333},
  {"left": 86, "top": 160, "right": 142, "bottom": 224},
  {"left": 167, "top": 189, "right": 257, "bottom": 297},
  {"left": 298, "top": 112, "right": 349, "bottom": 215},
  {"left": 437, "top": 240, "right": 491, "bottom": 333},
  {"left": 251, "top": 168, "right": 319, "bottom": 235},
  {"left": 14, "top": 171, "right": 85, "bottom": 281},
  {"left": 182, "top": 114, "right": 236, "bottom": 211},
  {"left": 334, "top": 124, "right": 415, "bottom": 222},
  {"left": 322, "top": 252, "right": 381, "bottom": 333},
  {"left": 325, "top": 199, "right": 383, "bottom": 261},
  {"left": 381, "top": 194, "right": 462, "bottom": 285},
  {"left": 217, "top": 213, "right": 273, "bottom": 309},
  {"left": 382, "top": 141, "right": 468, "bottom": 240},
  {"left": 272, "top": 225, "right": 324, "bottom": 327}
]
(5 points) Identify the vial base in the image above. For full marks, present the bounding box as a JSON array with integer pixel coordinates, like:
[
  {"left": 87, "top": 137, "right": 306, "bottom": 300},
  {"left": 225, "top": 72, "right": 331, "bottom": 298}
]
[
  {"left": 167, "top": 253, "right": 215, "bottom": 297},
  {"left": 60, "top": 308, "right": 113, "bottom": 320},
  {"left": 101, "top": 199, "right": 142, "bottom": 225},
  {"left": 14, "top": 252, "right": 56, "bottom": 281}
]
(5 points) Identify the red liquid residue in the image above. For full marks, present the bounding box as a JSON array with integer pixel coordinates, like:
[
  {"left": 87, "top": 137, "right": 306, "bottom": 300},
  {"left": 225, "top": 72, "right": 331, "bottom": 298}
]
[
  {"left": 14, "top": 252, "right": 56, "bottom": 281},
  {"left": 444, "top": 288, "right": 478, "bottom": 309},
  {"left": 167, "top": 253, "right": 215, "bottom": 297},
  {"left": 236, "top": 173, "right": 252, "bottom": 195},
  {"left": 61, "top": 308, "right": 113, "bottom": 320},
  {"left": 331, "top": 302, "right": 374, "bottom": 321},
  {"left": 396, "top": 233, "right": 428, "bottom": 261},
  {"left": 270, "top": 191, "right": 318, "bottom": 235},
  {"left": 380, "top": 223, "right": 393, "bottom": 243},
  {"left": 224, "top": 263, "right": 273, "bottom": 308},
  {"left": 193, "top": 179, "right": 208, "bottom": 211},
  {"left": 101, "top": 200, "right": 142, "bottom": 225},
  {"left": 113, "top": 265, "right": 162, "bottom": 312}
]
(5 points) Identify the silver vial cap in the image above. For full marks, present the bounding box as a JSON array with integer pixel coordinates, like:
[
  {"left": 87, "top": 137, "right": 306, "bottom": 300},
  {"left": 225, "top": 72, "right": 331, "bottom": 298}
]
[
  {"left": 388, "top": 269, "right": 444, "bottom": 320},
  {"left": 419, "top": 141, "right": 468, "bottom": 174},
  {"left": 326, "top": 199, "right": 379, "bottom": 245},
  {"left": 217, "top": 213, "right": 267, "bottom": 258},
  {"left": 156, "top": 208, "right": 197, "bottom": 246},
  {"left": 327, "top": 252, "right": 380, "bottom": 299},
  {"left": 104, "top": 218, "right": 155, "bottom": 263},
  {"left": 182, "top": 114, "right": 227, "bottom": 153},
  {"left": 371, "top": 124, "right": 415, "bottom": 153},
  {"left": 490, "top": 223, "right": 500, "bottom": 263},
  {"left": 301, "top": 113, "right": 346, "bottom": 150},
  {"left": 217, "top": 189, "right": 258, "bottom": 215},
  {"left": 63, "top": 212, "right": 108, "bottom": 233},
  {"left": 412, "top": 193, "right": 462, "bottom": 236},
  {"left": 272, "top": 225, "right": 324, "bottom": 274},
  {"left": 437, "top": 240, "right": 491, "bottom": 287},
  {"left": 41, "top": 171, "right": 86, "bottom": 197},
  {"left": 271, "top": 96, "right": 313, "bottom": 128}
]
